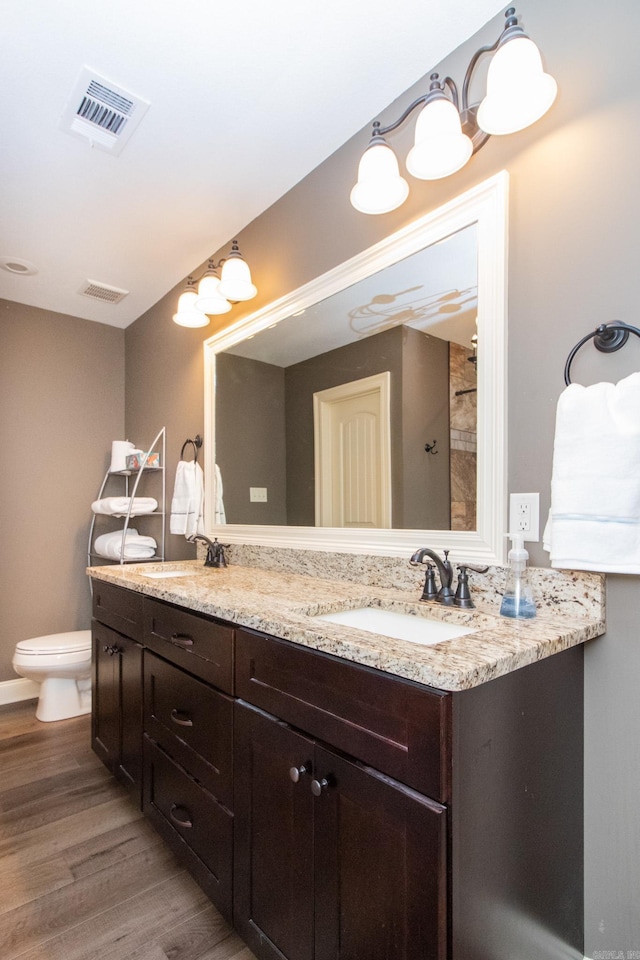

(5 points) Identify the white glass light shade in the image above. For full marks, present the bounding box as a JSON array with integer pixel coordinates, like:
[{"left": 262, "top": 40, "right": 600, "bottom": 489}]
[
  {"left": 477, "top": 35, "right": 557, "bottom": 135},
  {"left": 173, "top": 307, "right": 210, "bottom": 328},
  {"left": 406, "top": 97, "right": 473, "bottom": 180},
  {"left": 350, "top": 139, "right": 409, "bottom": 215},
  {"left": 218, "top": 253, "right": 257, "bottom": 302},
  {"left": 196, "top": 271, "right": 231, "bottom": 315}
]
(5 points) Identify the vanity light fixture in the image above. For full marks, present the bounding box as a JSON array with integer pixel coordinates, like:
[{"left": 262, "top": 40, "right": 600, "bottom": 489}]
[
  {"left": 350, "top": 7, "right": 556, "bottom": 214},
  {"left": 173, "top": 240, "right": 257, "bottom": 328}
]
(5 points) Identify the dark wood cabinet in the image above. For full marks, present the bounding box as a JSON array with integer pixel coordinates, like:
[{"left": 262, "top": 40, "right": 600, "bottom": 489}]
[
  {"left": 90, "top": 579, "right": 585, "bottom": 960},
  {"left": 91, "top": 619, "right": 143, "bottom": 804},
  {"left": 234, "top": 701, "right": 448, "bottom": 960}
]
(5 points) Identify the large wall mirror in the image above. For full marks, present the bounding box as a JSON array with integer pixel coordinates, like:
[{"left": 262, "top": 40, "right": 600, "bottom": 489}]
[{"left": 204, "top": 172, "right": 508, "bottom": 563}]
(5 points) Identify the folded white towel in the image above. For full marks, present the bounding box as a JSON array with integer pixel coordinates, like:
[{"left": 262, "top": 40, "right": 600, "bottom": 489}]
[
  {"left": 170, "top": 461, "right": 204, "bottom": 537},
  {"left": 91, "top": 497, "right": 158, "bottom": 516},
  {"left": 546, "top": 371, "right": 640, "bottom": 573},
  {"left": 94, "top": 529, "right": 157, "bottom": 561}
]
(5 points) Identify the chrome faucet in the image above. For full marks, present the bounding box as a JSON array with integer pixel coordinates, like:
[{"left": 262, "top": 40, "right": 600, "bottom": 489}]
[
  {"left": 188, "top": 534, "right": 228, "bottom": 568},
  {"left": 410, "top": 548, "right": 488, "bottom": 607}
]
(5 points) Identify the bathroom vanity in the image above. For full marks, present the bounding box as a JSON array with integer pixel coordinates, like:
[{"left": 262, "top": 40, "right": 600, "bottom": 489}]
[{"left": 88, "top": 560, "right": 605, "bottom": 960}]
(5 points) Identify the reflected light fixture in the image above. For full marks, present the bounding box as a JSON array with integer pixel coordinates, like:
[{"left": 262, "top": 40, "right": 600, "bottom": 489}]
[
  {"left": 173, "top": 240, "right": 257, "bottom": 327},
  {"left": 350, "top": 7, "right": 556, "bottom": 214}
]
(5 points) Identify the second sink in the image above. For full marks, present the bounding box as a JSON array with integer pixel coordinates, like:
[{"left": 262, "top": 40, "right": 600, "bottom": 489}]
[{"left": 313, "top": 606, "right": 477, "bottom": 646}]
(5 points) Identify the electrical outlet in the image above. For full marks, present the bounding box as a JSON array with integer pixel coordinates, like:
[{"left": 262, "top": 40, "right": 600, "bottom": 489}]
[
  {"left": 509, "top": 492, "right": 540, "bottom": 542},
  {"left": 250, "top": 487, "right": 268, "bottom": 503}
]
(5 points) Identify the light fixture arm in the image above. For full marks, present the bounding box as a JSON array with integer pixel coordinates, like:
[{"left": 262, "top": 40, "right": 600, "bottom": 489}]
[{"left": 359, "top": 6, "right": 543, "bottom": 191}]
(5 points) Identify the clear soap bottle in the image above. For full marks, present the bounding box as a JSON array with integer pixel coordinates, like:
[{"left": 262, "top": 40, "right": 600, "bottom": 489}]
[{"left": 500, "top": 533, "right": 536, "bottom": 619}]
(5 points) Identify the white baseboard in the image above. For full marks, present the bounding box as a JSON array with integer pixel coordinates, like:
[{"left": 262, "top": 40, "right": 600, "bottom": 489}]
[{"left": 0, "top": 678, "right": 40, "bottom": 704}]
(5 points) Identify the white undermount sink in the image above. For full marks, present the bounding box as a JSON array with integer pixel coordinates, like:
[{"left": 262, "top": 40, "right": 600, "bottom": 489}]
[{"left": 313, "top": 606, "right": 477, "bottom": 646}]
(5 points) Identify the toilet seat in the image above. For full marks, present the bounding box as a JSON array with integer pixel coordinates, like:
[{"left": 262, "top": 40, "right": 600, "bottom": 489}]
[{"left": 15, "top": 630, "right": 91, "bottom": 664}]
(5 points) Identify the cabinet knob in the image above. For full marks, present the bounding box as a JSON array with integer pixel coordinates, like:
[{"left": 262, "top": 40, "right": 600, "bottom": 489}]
[
  {"left": 289, "top": 764, "right": 309, "bottom": 783},
  {"left": 311, "top": 777, "right": 330, "bottom": 797}
]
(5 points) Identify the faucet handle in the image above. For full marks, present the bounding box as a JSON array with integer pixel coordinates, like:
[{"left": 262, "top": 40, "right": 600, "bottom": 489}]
[
  {"left": 419, "top": 564, "right": 439, "bottom": 602},
  {"left": 454, "top": 564, "right": 489, "bottom": 608}
]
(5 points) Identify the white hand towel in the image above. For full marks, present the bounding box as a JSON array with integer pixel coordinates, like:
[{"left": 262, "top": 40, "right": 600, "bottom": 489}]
[
  {"left": 214, "top": 463, "right": 226, "bottom": 525},
  {"left": 546, "top": 371, "right": 640, "bottom": 573},
  {"left": 91, "top": 497, "right": 158, "bottom": 516},
  {"left": 170, "top": 461, "right": 205, "bottom": 537}
]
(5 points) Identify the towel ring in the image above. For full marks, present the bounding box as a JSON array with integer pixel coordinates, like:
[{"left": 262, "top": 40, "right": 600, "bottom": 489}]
[
  {"left": 180, "top": 435, "right": 202, "bottom": 462},
  {"left": 564, "top": 322, "right": 640, "bottom": 385}
]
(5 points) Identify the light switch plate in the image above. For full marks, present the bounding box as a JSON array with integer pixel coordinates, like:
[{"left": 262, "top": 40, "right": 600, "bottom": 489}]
[{"left": 250, "top": 487, "right": 268, "bottom": 502}]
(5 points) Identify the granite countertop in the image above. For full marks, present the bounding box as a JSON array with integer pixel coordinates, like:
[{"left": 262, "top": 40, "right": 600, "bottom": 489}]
[{"left": 87, "top": 560, "right": 605, "bottom": 691}]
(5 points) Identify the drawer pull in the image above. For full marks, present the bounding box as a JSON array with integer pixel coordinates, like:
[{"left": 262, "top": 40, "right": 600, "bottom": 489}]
[
  {"left": 311, "top": 777, "right": 330, "bottom": 797},
  {"left": 170, "top": 632, "right": 194, "bottom": 649},
  {"left": 169, "top": 804, "right": 193, "bottom": 829},
  {"left": 170, "top": 708, "right": 194, "bottom": 728},
  {"left": 289, "top": 763, "right": 310, "bottom": 783}
]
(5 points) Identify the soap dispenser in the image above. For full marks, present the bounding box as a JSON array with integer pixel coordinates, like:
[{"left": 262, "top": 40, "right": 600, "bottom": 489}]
[{"left": 500, "top": 534, "right": 536, "bottom": 619}]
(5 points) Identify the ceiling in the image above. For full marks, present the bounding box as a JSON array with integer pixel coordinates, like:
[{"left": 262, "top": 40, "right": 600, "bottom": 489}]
[{"left": 0, "top": 0, "right": 504, "bottom": 329}]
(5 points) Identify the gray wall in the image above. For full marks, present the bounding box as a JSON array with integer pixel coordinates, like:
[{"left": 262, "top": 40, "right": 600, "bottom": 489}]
[
  {"left": 216, "top": 353, "right": 287, "bottom": 525},
  {"left": 401, "top": 328, "right": 450, "bottom": 530},
  {"left": 0, "top": 299, "right": 124, "bottom": 681},
  {"left": 122, "top": 0, "right": 640, "bottom": 951}
]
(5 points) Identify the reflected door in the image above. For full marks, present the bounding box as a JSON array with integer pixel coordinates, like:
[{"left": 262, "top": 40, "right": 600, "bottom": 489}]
[{"left": 314, "top": 372, "right": 391, "bottom": 528}]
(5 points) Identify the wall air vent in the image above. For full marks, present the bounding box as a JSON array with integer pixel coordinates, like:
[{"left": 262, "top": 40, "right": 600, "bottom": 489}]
[
  {"left": 79, "top": 280, "right": 129, "bottom": 304},
  {"left": 60, "top": 67, "right": 150, "bottom": 155}
]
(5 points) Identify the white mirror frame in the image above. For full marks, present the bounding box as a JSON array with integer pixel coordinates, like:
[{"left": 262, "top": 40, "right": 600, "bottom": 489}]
[{"left": 204, "top": 171, "right": 508, "bottom": 564}]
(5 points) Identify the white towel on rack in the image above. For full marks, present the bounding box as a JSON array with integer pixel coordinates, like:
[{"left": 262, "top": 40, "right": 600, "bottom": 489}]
[
  {"left": 545, "top": 371, "right": 640, "bottom": 573},
  {"left": 94, "top": 529, "right": 157, "bottom": 560},
  {"left": 91, "top": 497, "right": 158, "bottom": 516},
  {"left": 214, "top": 464, "right": 226, "bottom": 525},
  {"left": 170, "top": 460, "right": 204, "bottom": 537}
]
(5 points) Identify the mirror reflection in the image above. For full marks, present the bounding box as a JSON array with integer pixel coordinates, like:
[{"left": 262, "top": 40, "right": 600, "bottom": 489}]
[{"left": 215, "top": 225, "right": 478, "bottom": 530}]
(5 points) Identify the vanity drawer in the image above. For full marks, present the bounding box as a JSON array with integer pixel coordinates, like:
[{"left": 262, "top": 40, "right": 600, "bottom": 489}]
[
  {"left": 143, "top": 735, "right": 233, "bottom": 922},
  {"left": 144, "top": 650, "right": 233, "bottom": 809},
  {"left": 235, "top": 628, "right": 452, "bottom": 803},
  {"left": 92, "top": 580, "right": 144, "bottom": 641},
  {"left": 143, "top": 597, "right": 234, "bottom": 694}
]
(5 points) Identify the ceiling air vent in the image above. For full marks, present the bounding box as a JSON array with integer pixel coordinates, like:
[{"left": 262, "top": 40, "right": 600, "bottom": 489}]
[
  {"left": 79, "top": 280, "right": 129, "bottom": 304},
  {"left": 60, "top": 67, "right": 150, "bottom": 155}
]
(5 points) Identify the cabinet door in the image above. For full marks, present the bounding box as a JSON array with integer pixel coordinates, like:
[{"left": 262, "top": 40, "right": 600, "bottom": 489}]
[
  {"left": 91, "top": 621, "right": 143, "bottom": 806},
  {"left": 117, "top": 634, "right": 143, "bottom": 805},
  {"left": 234, "top": 701, "right": 315, "bottom": 960},
  {"left": 313, "top": 745, "right": 448, "bottom": 960},
  {"left": 91, "top": 621, "right": 119, "bottom": 769}
]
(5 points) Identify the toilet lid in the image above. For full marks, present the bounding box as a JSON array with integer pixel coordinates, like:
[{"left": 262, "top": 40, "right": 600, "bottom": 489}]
[{"left": 16, "top": 630, "right": 92, "bottom": 655}]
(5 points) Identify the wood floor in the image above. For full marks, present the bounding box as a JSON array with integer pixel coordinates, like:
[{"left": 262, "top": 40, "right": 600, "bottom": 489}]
[{"left": 0, "top": 700, "right": 256, "bottom": 960}]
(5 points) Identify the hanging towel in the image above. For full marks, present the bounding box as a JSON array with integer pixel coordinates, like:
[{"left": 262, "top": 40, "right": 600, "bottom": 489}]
[
  {"left": 91, "top": 497, "right": 158, "bottom": 516},
  {"left": 170, "top": 460, "right": 205, "bottom": 537},
  {"left": 545, "top": 371, "right": 640, "bottom": 573},
  {"left": 94, "top": 529, "right": 157, "bottom": 561},
  {"left": 214, "top": 463, "right": 226, "bottom": 524}
]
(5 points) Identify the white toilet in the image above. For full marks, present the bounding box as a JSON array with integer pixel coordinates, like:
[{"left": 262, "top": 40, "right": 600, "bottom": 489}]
[{"left": 12, "top": 630, "right": 92, "bottom": 722}]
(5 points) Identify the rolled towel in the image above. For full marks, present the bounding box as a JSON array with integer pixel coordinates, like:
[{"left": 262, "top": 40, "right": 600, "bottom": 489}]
[{"left": 92, "top": 497, "right": 158, "bottom": 516}]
